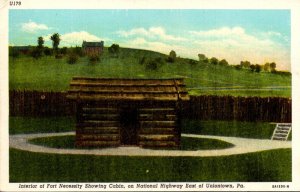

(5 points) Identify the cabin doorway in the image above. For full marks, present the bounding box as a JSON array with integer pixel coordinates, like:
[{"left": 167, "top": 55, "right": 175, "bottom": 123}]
[{"left": 120, "top": 107, "right": 138, "bottom": 145}]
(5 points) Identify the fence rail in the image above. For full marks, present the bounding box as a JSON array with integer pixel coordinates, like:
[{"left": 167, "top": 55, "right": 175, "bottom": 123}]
[{"left": 9, "top": 90, "right": 291, "bottom": 122}]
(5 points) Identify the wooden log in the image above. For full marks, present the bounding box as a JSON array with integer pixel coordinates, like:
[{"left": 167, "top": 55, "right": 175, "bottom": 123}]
[
  {"left": 139, "top": 121, "right": 175, "bottom": 128},
  {"left": 138, "top": 134, "right": 175, "bottom": 141},
  {"left": 139, "top": 141, "right": 177, "bottom": 147},
  {"left": 139, "top": 128, "right": 175, "bottom": 134},
  {"left": 76, "top": 140, "right": 120, "bottom": 147},
  {"left": 76, "top": 127, "right": 120, "bottom": 134},
  {"left": 77, "top": 134, "right": 120, "bottom": 141}
]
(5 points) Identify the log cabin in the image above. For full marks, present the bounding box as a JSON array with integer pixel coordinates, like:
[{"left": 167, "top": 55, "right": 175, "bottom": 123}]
[{"left": 66, "top": 77, "right": 189, "bottom": 148}]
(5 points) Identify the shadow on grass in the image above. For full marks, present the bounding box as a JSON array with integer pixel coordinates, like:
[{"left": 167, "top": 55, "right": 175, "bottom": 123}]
[{"left": 29, "top": 135, "right": 234, "bottom": 151}]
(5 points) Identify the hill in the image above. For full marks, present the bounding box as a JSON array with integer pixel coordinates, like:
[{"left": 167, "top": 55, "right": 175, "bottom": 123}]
[{"left": 9, "top": 47, "right": 291, "bottom": 97}]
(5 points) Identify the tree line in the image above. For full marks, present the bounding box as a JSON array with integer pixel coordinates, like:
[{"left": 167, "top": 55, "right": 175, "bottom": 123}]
[
  {"left": 10, "top": 33, "right": 283, "bottom": 73},
  {"left": 197, "top": 53, "right": 278, "bottom": 73},
  {"left": 10, "top": 33, "right": 120, "bottom": 64}
]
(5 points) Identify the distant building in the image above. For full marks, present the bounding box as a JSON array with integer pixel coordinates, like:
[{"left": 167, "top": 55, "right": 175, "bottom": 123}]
[{"left": 82, "top": 41, "right": 104, "bottom": 56}]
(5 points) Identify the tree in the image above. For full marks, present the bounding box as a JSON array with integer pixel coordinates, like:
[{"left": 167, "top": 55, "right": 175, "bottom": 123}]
[
  {"left": 167, "top": 50, "right": 176, "bottom": 63},
  {"left": 264, "top": 62, "right": 270, "bottom": 72},
  {"left": 255, "top": 64, "right": 262, "bottom": 73},
  {"left": 198, "top": 54, "right": 206, "bottom": 61},
  {"left": 210, "top": 57, "right": 219, "bottom": 65},
  {"left": 240, "top": 61, "right": 251, "bottom": 68},
  {"left": 219, "top": 59, "right": 228, "bottom": 66},
  {"left": 50, "top": 33, "right": 60, "bottom": 53},
  {"left": 108, "top": 44, "right": 120, "bottom": 57},
  {"left": 38, "top": 37, "right": 44, "bottom": 49},
  {"left": 270, "top": 62, "right": 276, "bottom": 72},
  {"left": 250, "top": 64, "right": 256, "bottom": 72}
]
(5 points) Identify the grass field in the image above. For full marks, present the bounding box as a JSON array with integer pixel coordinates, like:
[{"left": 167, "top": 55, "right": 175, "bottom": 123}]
[
  {"left": 183, "top": 119, "right": 292, "bottom": 140},
  {"left": 9, "top": 117, "right": 291, "bottom": 181},
  {"left": 10, "top": 148, "right": 291, "bottom": 182},
  {"left": 9, "top": 47, "right": 291, "bottom": 97},
  {"left": 9, "top": 116, "right": 74, "bottom": 134}
]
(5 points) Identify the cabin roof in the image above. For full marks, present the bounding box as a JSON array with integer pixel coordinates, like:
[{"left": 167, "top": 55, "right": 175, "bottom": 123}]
[{"left": 66, "top": 77, "right": 189, "bottom": 101}]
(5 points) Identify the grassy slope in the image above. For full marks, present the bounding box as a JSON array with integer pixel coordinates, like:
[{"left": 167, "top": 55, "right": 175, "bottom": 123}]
[
  {"left": 10, "top": 148, "right": 291, "bottom": 182},
  {"left": 9, "top": 47, "right": 291, "bottom": 97}
]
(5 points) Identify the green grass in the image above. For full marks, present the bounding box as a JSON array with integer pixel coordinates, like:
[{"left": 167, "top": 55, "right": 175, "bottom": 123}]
[
  {"left": 29, "top": 135, "right": 234, "bottom": 150},
  {"left": 11, "top": 116, "right": 291, "bottom": 140},
  {"left": 182, "top": 120, "right": 274, "bottom": 139},
  {"left": 9, "top": 117, "right": 291, "bottom": 182},
  {"left": 9, "top": 116, "right": 74, "bottom": 134},
  {"left": 9, "top": 148, "right": 291, "bottom": 182},
  {"left": 9, "top": 47, "right": 291, "bottom": 97},
  {"left": 182, "top": 120, "right": 292, "bottom": 140}
]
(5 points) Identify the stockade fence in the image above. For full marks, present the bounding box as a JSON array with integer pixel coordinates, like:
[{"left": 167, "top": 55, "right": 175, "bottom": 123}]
[
  {"left": 181, "top": 96, "right": 291, "bottom": 123},
  {"left": 9, "top": 90, "right": 76, "bottom": 117},
  {"left": 9, "top": 90, "right": 291, "bottom": 122}
]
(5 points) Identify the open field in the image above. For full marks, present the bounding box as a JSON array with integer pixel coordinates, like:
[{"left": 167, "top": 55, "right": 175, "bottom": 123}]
[{"left": 9, "top": 47, "right": 291, "bottom": 97}]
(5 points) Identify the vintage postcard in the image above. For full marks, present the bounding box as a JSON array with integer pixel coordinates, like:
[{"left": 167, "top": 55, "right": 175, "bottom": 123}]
[{"left": 1, "top": 0, "right": 300, "bottom": 191}]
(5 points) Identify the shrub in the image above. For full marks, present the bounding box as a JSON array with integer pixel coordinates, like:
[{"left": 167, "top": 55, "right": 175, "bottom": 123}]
[
  {"left": 55, "top": 54, "right": 64, "bottom": 59},
  {"left": 74, "top": 46, "right": 85, "bottom": 57},
  {"left": 145, "top": 57, "right": 164, "bottom": 70},
  {"left": 89, "top": 54, "right": 100, "bottom": 64},
  {"left": 189, "top": 59, "right": 198, "bottom": 65},
  {"left": 67, "top": 54, "right": 78, "bottom": 64},
  {"left": 60, "top": 47, "right": 68, "bottom": 55},
  {"left": 31, "top": 48, "right": 43, "bottom": 59},
  {"left": 234, "top": 65, "right": 242, "bottom": 70},
  {"left": 145, "top": 60, "right": 158, "bottom": 70},
  {"left": 44, "top": 47, "right": 52, "bottom": 56},
  {"left": 9, "top": 48, "right": 20, "bottom": 58}
]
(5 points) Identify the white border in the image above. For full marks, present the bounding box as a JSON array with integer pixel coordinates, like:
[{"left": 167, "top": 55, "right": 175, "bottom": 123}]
[{"left": 1, "top": 0, "right": 300, "bottom": 191}]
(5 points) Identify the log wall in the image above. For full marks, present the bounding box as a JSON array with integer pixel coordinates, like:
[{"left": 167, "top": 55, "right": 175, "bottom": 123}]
[{"left": 9, "top": 90, "right": 291, "bottom": 123}]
